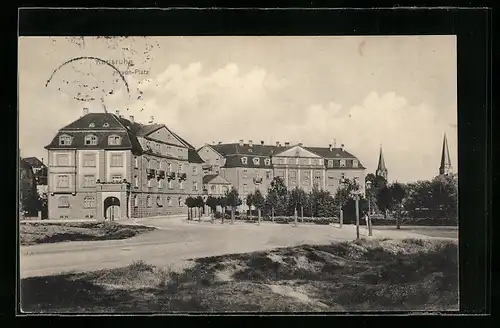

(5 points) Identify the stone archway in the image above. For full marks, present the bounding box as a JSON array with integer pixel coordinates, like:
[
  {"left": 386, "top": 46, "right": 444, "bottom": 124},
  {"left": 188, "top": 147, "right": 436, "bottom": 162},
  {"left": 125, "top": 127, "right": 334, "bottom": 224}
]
[{"left": 104, "top": 196, "right": 121, "bottom": 221}]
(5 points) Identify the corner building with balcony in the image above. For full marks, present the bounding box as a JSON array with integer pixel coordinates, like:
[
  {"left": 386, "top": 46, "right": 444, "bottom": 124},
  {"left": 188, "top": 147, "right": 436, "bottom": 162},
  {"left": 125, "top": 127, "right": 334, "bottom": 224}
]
[
  {"left": 197, "top": 140, "right": 366, "bottom": 211},
  {"left": 45, "top": 110, "right": 204, "bottom": 220}
]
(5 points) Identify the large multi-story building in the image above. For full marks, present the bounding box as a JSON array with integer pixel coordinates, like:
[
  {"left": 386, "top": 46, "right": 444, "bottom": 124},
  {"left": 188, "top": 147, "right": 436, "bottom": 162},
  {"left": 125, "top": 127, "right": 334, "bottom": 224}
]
[
  {"left": 197, "top": 140, "right": 366, "bottom": 210},
  {"left": 44, "top": 108, "right": 204, "bottom": 221}
]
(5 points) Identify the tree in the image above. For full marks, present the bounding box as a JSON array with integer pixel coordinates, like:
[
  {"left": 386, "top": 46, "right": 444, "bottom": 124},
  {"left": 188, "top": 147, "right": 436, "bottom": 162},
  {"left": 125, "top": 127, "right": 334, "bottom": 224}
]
[
  {"left": 195, "top": 196, "right": 204, "bottom": 222},
  {"left": 266, "top": 177, "right": 288, "bottom": 217},
  {"left": 265, "top": 189, "right": 279, "bottom": 222},
  {"left": 376, "top": 186, "right": 392, "bottom": 219},
  {"left": 390, "top": 182, "right": 407, "bottom": 229},
  {"left": 20, "top": 159, "right": 39, "bottom": 217},
  {"left": 333, "top": 177, "right": 357, "bottom": 227},
  {"left": 218, "top": 195, "right": 228, "bottom": 224},
  {"left": 252, "top": 189, "right": 265, "bottom": 225},
  {"left": 206, "top": 196, "right": 218, "bottom": 214},
  {"left": 246, "top": 192, "right": 254, "bottom": 219},
  {"left": 226, "top": 187, "right": 242, "bottom": 224},
  {"left": 184, "top": 197, "right": 195, "bottom": 220},
  {"left": 430, "top": 175, "right": 458, "bottom": 219},
  {"left": 287, "top": 187, "right": 308, "bottom": 225}
]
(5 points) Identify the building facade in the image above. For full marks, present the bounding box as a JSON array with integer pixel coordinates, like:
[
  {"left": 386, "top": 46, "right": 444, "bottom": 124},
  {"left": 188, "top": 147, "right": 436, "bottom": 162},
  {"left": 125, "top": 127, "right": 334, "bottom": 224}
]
[
  {"left": 197, "top": 140, "right": 366, "bottom": 211},
  {"left": 202, "top": 174, "right": 232, "bottom": 197},
  {"left": 45, "top": 109, "right": 204, "bottom": 221}
]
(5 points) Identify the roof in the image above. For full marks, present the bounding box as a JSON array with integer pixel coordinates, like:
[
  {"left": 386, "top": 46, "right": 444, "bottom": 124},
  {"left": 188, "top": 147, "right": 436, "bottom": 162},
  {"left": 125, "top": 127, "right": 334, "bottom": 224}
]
[
  {"left": 202, "top": 174, "right": 231, "bottom": 185},
  {"left": 188, "top": 149, "right": 205, "bottom": 163},
  {"left": 46, "top": 113, "right": 200, "bottom": 163},
  {"left": 22, "top": 157, "right": 45, "bottom": 168},
  {"left": 210, "top": 143, "right": 277, "bottom": 157}
]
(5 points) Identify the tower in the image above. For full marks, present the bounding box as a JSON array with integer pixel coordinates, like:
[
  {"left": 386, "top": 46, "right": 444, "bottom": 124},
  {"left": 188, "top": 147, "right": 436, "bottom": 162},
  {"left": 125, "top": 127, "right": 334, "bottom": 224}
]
[
  {"left": 375, "top": 145, "right": 388, "bottom": 181},
  {"left": 439, "top": 133, "right": 453, "bottom": 176}
]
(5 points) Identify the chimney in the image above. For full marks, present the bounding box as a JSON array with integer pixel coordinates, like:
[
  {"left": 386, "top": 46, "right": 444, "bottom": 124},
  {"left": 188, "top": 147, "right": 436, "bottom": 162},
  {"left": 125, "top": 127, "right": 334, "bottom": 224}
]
[
  {"left": 298, "top": 143, "right": 303, "bottom": 147},
  {"left": 341, "top": 144, "right": 345, "bottom": 151},
  {"left": 261, "top": 140, "right": 264, "bottom": 145},
  {"left": 82, "top": 108, "right": 89, "bottom": 116},
  {"left": 329, "top": 144, "right": 333, "bottom": 151},
  {"left": 285, "top": 142, "right": 290, "bottom": 147},
  {"left": 218, "top": 141, "right": 222, "bottom": 145},
  {"left": 276, "top": 141, "right": 280, "bottom": 147},
  {"left": 41, "top": 158, "right": 44, "bottom": 164},
  {"left": 248, "top": 140, "right": 253, "bottom": 147},
  {"left": 149, "top": 116, "right": 154, "bottom": 124},
  {"left": 129, "top": 115, "right": 134, "bottom": 123},
  {"left": 115, "top": 109, "right": 120, "bottom": 116},
  {"left": 239, "top": 139, "right": 244, "bottom": 146}
]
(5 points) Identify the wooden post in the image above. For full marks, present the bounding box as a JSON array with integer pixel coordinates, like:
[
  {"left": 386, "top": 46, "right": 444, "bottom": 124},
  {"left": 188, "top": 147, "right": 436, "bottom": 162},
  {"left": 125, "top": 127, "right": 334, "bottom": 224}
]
[
  {"left": 258, "top": 208, "right": 261, "bottom": 226},
  {"left": 199, "top": 207, "right": 202, "bottom": 222},
  {"left": 301, "top": 205, "right": 304, "bottom": 223},
  {"left": 294, "top": 208, "right": 298, "bottom": 227},
  {"left": 271, "top": 207, "right": 275, "bottom": 223},
  {"left": 340, "top": 208, "right": 343, "bottom": 228},
  {"left": 231, "top": 207, "right": 235, "bottom": 224},
  {"left": 355, "top": 196, "right": 360, "bottom": 240}
]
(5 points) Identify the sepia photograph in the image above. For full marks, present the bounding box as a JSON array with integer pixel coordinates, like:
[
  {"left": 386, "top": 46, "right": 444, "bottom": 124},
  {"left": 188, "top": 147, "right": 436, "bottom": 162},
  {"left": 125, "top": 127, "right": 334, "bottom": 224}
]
[{"left": 18, "top": 35, "right": 459, "bottom": 313}]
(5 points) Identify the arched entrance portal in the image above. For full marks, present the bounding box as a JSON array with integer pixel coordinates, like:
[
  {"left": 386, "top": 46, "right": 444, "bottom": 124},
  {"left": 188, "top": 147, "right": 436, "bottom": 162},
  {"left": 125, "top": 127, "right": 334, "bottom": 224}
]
[{"left": 104, "top": 196, "right": 121, "bottom": 221}]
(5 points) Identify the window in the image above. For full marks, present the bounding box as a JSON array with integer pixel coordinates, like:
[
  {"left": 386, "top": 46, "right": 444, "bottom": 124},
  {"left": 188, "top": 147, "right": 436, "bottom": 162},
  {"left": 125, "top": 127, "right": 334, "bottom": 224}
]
[
  {"left": 84, "top": 135, "right": 98, "bottom": 146},
  {"left": 340, "top": 159, "right": 346, "bottom": 167},
  {"left": 341, "top": 173, "right": 345, "bottom": 179},
  {"left": 103, "top": 123, "right": 110, "bottom": 128},
  {"left": 111, "top": 175, "right": 122, "bottom": 183},
  {"left": 327, "top": 176, "right": 335, "bottom": 186},
  {"left": 83, "top": 175, "right": 95, "bottom": 187},
  {"left": 314, "top": 171, "right": 322, "bottom": 181},
  {"left": 243, "top": 183, "right": 248, "bottom": 193},
  {"left": 168, "top": 180, "right": 173, "bottom": 189},
  {"left": 167, "top": 146, "right": 172, "bottom": 155},
  {"left": 243, "top": 169, "right": 248, "bottom": 178},
  {"left": 253, "top": 158, "right": 260, "bottom": 165},
  {"left": 312, "top": 159, "right": 319, "bottom": 165},
  {"left": 150, "top": 159, "right": 157, "bottom": 169},
  {"left": 211, "top": 185, "right": 216, "bottom": 192},
  {"left": 58, "top": 196, "right": 70, "bottom": 208},
  {"left": 108, "top": 135, "right": 122, "bottom": 145},
  {"left": 134, "top": 195, "right": 139, "bottom": 207},
  {"left": 134, "top": 175, "right": 139, "bottom": 187},
  {"left": 84, "top": 196, "right": 96, "bottom": 208},
  {"left": 89, "top": 123, "right": 95, "bottom": 128},
  {"left": 288, "top": 158, "right": 294, "bottom": 165},
  {"left": 56, "top": 154, "right": 69, "bottom": 166},
  {"left": 82, "top": 154, "right": 96, "bottom": 167},
  {"left": 178, "top": 164, "right": 183, "bottom": 172},
  {"left": 110, "top": 154, "right": 123, "bottom": 167},
  {"left": 158, "top": 179, "right": 163, "bottom": 189},
  {"left": 328, "top": 160, "right": 334, "bottom": 168},
  {"left": 179, "top": 181, "right": 184, "bottom": 189},
  {"left": 289, "top": 170, "right": 297, "bottom": 178},
  {"left": 156, "top": 196, "right": 162, "bottom": 207},
  {"left": 280, "top": 158, "right": 285, "bottom": 164},
  {"left": 266, "top": 171, "right": 272, "bottom": 179},
  {"left": 353, "top": 159, "right": 359, "bottom": 168},
  {"left": 146, "top": 196, "right": 152, "bottom": 207},
  {"left": 148, "top": 179, "right": 153, "bottom": 188},
  {"left": 58, "top": 135, "right": 72, "bottom": 146},
  {"left": 178, "top": 197, "right": 182, "bottom": 206},
  {"left": 192, "top": 182, "right": 198, "bottom": 191},
  {"left": 134, "top": 156, "right": 139, "bottom": 168},
  {"left": 56, "top": 175, "right": 69, "bottom": 188},
  {"left": 241, "top": 157, "right": 248, "bottom": 165},
  {"left": 167, "top": 163, "right": 172, "bottom": 172},
  {"left": 167, "top": 196, "right": 172, "bottom": 206},
  {"left": 193, "top": 166, "right": 198, "bottom": 174},
  {"left": 264, "top": 158, "right": 271, "bottom": 166},
  {"left": 155, "top": 143, "right": 161, "bottom": 153},
  {"left": 304, "top": 171, "right": 310, "bottom": 180}
]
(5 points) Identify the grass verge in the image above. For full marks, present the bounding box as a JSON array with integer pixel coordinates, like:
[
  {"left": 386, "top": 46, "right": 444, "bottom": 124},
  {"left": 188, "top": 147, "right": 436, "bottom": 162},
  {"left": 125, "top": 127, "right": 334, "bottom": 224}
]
[
  {"left": 20, "top": 238, "right": 458, "bottom": 312},
  {"left": 20, "top": 222, "right": 157, "bottom": 246}
]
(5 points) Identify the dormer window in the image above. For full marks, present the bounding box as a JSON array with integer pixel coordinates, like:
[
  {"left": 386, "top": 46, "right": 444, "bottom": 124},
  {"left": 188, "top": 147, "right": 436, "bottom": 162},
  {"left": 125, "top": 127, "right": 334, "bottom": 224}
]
[
  {"left": 108, "top": 135, "right": 122, "bottom": 145},
  {"left": 253, "top": 158, "right": 260, "bottom": 165},
  {"left": 353, "top": 159, "right": 359, "bottom": 168},
  {"left": 84, "top": 134, "right": 98, "bottom": 146},
  {"left": 241, "top": 157, "right": 248, "bottom": 165},
  {"left": 103, "top": 123, "right": 110, "bottom": 128},
  {"left": 328, "top": 160, "right": 334, "bottom": 168},
  {"left": 88, "top": 123, "right": 95, "bottom": 128},
  {"left": 264, "top": 158, "right": 271, "bottom": 166},
  {"left": 340, "top": 159, "right": 346, "bottom": 167},
  {"left": 58, "top": 135, "right": 72, "bottom": 146},
  {"left": 248, "top": 149, "right": 253, "bottom": 152}
]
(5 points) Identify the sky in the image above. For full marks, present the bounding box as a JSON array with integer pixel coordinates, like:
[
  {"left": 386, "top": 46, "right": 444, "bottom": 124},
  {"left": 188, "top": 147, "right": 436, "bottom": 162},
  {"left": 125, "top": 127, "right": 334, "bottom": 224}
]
[{"left": 18, "top": 36, "right": 457, "bottom": 183}]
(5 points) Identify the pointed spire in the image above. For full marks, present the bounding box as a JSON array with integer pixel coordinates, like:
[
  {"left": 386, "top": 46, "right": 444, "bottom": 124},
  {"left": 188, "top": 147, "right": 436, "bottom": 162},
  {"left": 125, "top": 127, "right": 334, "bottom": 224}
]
[
  {"left": 376, "top": 144, "right": 388, "bottom": 181},
  {"left": 439, "top": 133, "right": 453, "bottom": 175}
]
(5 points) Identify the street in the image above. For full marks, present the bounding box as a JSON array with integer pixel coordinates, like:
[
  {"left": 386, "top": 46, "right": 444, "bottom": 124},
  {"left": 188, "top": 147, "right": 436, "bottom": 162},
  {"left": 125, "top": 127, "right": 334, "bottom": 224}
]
[{"left": 20, "top": 216, "right": 458, "bottom": 279}]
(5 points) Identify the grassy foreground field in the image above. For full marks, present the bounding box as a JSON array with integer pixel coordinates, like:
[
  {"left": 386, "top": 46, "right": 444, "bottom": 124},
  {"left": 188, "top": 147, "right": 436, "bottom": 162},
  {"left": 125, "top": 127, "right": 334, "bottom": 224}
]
[
  {"left": 20, "top": 222, "right": 156, "bottom": 246},
  {"left": 20, "top": 238, "right": 458, "bottom": 313}
]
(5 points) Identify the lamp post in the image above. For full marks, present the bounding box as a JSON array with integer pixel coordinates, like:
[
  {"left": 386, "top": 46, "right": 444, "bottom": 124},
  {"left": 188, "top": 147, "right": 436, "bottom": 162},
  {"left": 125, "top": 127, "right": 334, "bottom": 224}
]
[
  {"left": 351, "top": 178, "right": 362, "bottom": 240},
  {"left": 366, "top": 180, "right": 373, "bottom": 237},
  {"left": 339, "top": 177, "right": 345, "bottom": 228}
]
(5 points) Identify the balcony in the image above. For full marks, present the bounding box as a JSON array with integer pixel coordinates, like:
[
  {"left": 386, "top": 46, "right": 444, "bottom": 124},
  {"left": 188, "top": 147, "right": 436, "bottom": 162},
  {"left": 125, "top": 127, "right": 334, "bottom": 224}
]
[
  {"left": 178, "top": 172, "right": 187, "bottom": 181},
  {"left": 253, "top": 177, "right": 263, "bottom": 184},
  {"left": 156, "top": 169, "right": 165, "bottom": 180},
  {"left": 167, "top": 171, "right": 176, "bottom": 181},
  {"left": 146, "top": 168, "right": 156, "bottom": 179}
]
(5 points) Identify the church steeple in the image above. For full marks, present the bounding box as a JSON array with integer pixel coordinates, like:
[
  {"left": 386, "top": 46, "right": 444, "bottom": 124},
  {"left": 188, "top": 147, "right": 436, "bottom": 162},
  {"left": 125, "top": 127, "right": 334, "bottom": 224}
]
[
  {"left": 376, "top": 144, "right": 388, "bottom": 181},
  {"left": 439, "top": 133, "right": 453, "bottom": 176}
]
